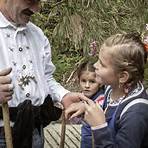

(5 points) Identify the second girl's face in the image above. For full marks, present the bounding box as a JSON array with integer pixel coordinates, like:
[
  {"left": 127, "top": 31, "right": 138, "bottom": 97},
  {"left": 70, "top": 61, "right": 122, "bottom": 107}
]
[
  {"left": 79, "top": 71, "right": 100, "bottom": 98},
  {"left": 94, "top": 47, "right": 119, "bottom": 87}
]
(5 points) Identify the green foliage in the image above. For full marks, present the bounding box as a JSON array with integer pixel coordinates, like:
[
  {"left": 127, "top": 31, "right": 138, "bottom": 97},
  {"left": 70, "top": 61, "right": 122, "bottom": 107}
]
[
  {"left": 52, "top": 53, "right": 82, "bottom": 82},
  {"left": 31, "top": 0, "right": 148, "bottom": 87}
]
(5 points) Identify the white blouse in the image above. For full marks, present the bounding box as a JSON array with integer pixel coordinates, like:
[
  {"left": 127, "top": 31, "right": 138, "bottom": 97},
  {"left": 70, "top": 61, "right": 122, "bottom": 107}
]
[{"left": 0, "top": 12, "right": 69, "bottom": 107}]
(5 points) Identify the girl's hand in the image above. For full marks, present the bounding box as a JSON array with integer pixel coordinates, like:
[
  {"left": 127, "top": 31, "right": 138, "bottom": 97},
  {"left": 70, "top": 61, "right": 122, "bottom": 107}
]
[{"left": 84, "top": 99, "right": 106, "bottom": 127}]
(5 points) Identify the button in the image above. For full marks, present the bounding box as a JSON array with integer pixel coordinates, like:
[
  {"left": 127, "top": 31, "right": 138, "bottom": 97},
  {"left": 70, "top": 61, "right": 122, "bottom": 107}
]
[
  {"left": 22, "top": 65, "right": 26, "bottom": 69},
  {"left": 19, "top": 47, "right": 23, "bottom": 52},
  {"left": 26, "top": 93, "right": 30, "bottom": 97}
]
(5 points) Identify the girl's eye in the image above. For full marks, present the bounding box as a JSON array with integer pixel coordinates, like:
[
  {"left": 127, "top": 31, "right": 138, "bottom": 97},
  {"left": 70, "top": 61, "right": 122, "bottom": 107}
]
[
  {"left": 90, "top": 80, "right": 96, "bottom": 83},
  {"left": 81, "top": 79, "right": 86, "bottom": 83}
]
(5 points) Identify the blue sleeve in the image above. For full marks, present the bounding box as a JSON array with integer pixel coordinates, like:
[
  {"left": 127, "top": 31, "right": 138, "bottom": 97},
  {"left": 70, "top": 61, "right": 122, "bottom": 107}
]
[{"left": 92, "top": 111, "right": 147, "bottom": 148}]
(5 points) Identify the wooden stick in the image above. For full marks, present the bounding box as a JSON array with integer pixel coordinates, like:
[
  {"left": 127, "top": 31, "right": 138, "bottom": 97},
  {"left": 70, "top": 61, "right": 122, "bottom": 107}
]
[
  {"left": 2, "top": 102, "right": 13, "bottom": 148},
  {"left": 59, "top": 110, "right": 66, "bottom": 148},
  {"left": 91, "top": 130, "right": 95, "bottom": 148}
]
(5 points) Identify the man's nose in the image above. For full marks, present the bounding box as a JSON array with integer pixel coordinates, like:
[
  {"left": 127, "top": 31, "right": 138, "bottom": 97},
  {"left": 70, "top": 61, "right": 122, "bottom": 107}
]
[{"left": 30, "top": 2, "right": 41, "bottom": 13}]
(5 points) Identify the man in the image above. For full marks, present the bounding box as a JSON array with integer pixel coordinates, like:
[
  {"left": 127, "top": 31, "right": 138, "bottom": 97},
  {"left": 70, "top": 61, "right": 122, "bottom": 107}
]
[{"left": 0, "top": 0, "right": 86, "bottom": 147}]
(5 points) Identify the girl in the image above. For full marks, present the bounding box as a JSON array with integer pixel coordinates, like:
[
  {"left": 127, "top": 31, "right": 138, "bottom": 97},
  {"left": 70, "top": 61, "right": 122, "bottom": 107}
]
[
  {"left": 77, "top": 60, "right": 104, "bottom": 148},
  {"left": 66, "top": 33, "right": 148, "bottom": 148},
  {"left": 84, "top": 33, "right": 148, "bottom": 148}
]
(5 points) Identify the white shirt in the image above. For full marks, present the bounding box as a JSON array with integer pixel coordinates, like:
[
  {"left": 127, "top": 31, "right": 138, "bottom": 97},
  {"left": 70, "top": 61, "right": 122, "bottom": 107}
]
[{"left": 0, "top": 12, "right": 69, "bottom": 107}]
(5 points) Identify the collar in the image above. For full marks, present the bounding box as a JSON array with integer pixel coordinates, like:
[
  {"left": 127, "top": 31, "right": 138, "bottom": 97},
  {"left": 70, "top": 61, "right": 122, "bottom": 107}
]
[
  {"left": 121, "top": 81, "right": 144, "bottom": 104},
  {"left": 90, "top": 88, "right": 104, "bottom": 101},
  {"left": 0, "top": 11, "right": 11, "bottom": 28},
  {"left": 0, "top": 11, "right": 27, "bottom": 31}
]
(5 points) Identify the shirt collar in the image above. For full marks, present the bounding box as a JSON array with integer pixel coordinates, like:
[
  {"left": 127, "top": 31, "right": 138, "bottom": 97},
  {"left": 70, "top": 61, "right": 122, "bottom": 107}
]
[
  {"left": 0, "top": 11, "right": 27, "bottom": 31},
  {"left": 0, "top": 11, "right": 11, "bottom": 28}
]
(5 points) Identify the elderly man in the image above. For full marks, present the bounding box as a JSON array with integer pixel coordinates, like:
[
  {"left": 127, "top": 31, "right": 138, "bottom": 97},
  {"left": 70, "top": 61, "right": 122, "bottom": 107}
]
[{"left": 0, "top": 0, "right": 86, "bottom": 147}]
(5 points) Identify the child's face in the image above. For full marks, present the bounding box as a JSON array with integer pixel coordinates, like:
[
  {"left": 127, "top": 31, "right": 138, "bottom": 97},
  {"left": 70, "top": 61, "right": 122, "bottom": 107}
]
[
  {"left": 79, "top": 71, "right": 100, "bottom": 98},
  {"left": 94, "top": 47, "right": 119, "bottom": 87}
]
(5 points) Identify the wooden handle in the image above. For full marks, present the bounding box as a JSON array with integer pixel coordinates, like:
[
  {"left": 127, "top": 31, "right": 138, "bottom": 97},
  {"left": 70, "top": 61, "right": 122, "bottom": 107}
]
[
  {"left": 59, "top": 110, "right": 66, "bottom": 148},
  {"left": 2, "top": 102, "right": 13, "bottom": 148}
]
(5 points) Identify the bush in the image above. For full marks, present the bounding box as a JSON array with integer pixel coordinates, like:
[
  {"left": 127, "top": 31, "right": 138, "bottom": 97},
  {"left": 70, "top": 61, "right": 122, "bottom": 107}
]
[{"left": 32, "top": 0, "right": 148, "bottom": 88}]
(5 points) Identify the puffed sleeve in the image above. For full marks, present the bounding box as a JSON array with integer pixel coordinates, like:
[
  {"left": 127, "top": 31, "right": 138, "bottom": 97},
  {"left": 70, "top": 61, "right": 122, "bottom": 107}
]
[{"left": 43, "top": 37, "right": 69, "bottom": 102}]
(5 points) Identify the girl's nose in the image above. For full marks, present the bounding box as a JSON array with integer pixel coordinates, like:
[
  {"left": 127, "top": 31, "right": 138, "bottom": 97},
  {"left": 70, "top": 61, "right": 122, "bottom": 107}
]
[
  {"left": 85, "top": 81, "right": 90, "bottom": 88},
  {"left": 94, "top": 61, "right": 100, "bottom": 69},
  {"left": 94, "top": 61, "right": 101, "bottom": 71}
]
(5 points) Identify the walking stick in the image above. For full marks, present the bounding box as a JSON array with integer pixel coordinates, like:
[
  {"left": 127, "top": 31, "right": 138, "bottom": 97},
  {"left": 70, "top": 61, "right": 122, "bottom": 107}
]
[
  {"left": 2, "top": 102, "right": 13, "bottom": 148},
  {"left": 91, "top": 130, "right": 95, "bottom": 148},
  {"left": 59, "top": 110, "right": 66, "bottom": 148}
]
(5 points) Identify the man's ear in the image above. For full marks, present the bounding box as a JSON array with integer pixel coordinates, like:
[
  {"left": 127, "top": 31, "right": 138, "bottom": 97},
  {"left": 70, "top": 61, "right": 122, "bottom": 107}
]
[{"left": 119, "top": 71, "right": 129, "bottom": 84}]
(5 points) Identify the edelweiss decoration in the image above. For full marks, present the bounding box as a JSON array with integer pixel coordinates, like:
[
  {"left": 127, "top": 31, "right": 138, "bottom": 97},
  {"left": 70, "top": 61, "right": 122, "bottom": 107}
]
[{"left": 18, "top": 75, "right": 37, "bottom": 90}]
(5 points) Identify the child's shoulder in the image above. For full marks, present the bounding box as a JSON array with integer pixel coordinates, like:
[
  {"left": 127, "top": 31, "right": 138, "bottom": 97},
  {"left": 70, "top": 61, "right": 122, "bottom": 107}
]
[
  {"left": 95, "top": 94, "right": 105, "bottom": 106},
  {"left": 117, "top": 83, "right": 148, "bottom": 120},
  {"left": 94, "top": 86, "right": 106, "bottom": 106},
  {"left": 119, "top": 98, "right": 148, "bottom": 119}
]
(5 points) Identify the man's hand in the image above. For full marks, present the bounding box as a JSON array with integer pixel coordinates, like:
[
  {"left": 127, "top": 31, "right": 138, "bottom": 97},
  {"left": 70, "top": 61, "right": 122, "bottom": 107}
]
[
  {"left": 61, "top": 92, "right": 88, "bottom": 109},
  {"left": 0, "top": 68, "right": 13, "bottom": 103}
]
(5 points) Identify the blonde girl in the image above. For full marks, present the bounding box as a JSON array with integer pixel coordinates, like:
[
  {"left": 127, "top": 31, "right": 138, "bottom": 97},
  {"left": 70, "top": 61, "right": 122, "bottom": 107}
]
[{"left": 66, "top": 33, "right": 148, "bottom": 148}]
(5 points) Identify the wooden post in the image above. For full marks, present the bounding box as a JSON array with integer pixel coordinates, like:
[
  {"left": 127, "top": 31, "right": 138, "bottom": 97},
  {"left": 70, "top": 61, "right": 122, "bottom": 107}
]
[
  {"left": 59, "top": 110, "right": 66, "bottom": 148},
  {"left": 2, "top": 102, "right": 13, "bottom": 148}
]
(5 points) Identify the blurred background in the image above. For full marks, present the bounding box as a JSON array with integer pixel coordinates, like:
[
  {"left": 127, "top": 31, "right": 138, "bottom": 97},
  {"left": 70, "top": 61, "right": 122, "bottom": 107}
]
[{"left": 32, "top": 0, "right": 148, "bottom": 90}]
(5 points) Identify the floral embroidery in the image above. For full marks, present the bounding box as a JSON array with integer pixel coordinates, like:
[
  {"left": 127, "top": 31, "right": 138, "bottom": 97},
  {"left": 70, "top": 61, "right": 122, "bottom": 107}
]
[{"left": 18, "top": 75, "right": 37, "bottom": 90}]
